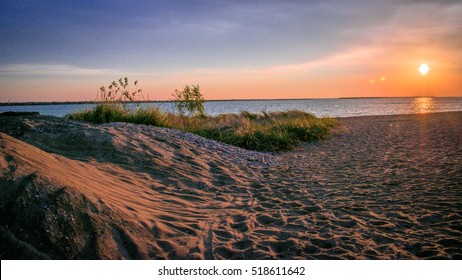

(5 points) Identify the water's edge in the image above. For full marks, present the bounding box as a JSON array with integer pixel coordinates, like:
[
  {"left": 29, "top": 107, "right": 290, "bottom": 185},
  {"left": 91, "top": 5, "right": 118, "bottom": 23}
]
[{"left": 1, "top": 97, "right": 462, "bottom": 118}]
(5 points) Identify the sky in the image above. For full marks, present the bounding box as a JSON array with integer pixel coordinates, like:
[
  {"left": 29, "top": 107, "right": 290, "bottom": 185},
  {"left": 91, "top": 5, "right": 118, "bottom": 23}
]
[{"left": 1, "top": 0, "right": 461, "bottom": 102}]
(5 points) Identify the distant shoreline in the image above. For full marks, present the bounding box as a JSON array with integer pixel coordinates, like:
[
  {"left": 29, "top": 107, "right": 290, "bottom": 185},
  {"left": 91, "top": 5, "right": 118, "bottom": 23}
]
[{"left": 1, "top": 96, "right": 459, "bottom": 106}]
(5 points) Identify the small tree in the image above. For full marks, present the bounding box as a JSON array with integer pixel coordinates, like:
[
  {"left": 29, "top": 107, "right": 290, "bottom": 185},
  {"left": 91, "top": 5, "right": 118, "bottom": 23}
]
[
  {"left": 172, "top": 84, "right": 205, "bottom": 116},
  {"left": 98, "top": 77, "right": 143, "bottom": 102}
]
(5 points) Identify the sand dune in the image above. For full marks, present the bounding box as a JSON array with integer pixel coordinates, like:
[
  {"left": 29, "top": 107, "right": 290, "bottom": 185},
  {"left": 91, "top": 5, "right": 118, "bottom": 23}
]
[{"left": 1, "top": 112, "right": 461, "bottom": 259}]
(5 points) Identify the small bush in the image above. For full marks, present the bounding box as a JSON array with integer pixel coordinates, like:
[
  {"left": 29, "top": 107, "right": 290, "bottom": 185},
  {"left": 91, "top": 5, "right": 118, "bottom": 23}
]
[{"left": 172, "top": 85, "right": 205, "bottom": 117}]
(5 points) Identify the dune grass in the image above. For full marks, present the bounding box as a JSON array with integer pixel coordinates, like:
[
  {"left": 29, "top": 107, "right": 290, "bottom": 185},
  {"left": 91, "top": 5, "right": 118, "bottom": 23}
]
[{"left": 66, "top": 104, "right": 337, "bottom": 152}]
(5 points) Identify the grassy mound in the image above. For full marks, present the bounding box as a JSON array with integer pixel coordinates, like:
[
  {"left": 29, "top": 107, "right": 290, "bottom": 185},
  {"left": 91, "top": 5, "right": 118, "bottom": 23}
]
[{"left": 67, "top": 104, "right": 337, "bottom": 152}]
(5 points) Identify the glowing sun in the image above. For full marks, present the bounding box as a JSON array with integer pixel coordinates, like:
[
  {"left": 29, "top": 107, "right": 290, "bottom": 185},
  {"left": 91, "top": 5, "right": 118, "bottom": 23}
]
[{"left": 419, "top": 64, "right": 430, "bottom": 75}]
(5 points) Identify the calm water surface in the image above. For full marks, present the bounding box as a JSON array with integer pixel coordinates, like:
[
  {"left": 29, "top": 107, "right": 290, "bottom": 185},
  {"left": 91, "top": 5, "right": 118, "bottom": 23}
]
[{"left": 1, "top": 97, "right": 461, "bottom": 118}]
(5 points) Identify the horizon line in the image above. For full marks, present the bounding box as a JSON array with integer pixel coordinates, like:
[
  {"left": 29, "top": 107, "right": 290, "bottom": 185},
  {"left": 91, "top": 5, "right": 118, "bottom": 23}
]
[{"left": 1, "top": 96, "right": 459, "bottom": 106}]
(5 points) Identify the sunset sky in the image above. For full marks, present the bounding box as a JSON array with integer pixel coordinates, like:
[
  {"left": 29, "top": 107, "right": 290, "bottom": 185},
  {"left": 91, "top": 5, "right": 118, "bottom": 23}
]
[{"left": 1, "top": 0, "right": 461, "bottom": 102}]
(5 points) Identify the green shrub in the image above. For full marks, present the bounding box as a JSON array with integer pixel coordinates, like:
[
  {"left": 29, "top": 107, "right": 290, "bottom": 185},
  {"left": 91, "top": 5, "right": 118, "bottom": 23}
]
[{"left": 172, "top": 85, "right": 205, "bottom": 117}]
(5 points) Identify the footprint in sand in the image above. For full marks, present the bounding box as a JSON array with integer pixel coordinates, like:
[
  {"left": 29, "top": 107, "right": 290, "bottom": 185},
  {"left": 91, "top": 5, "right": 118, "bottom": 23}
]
[
  {"left": 310, "top": 237, "right": 337, "bottom": 249},
  {"left": 232, "top": 239, "right": 253, "bottom": 251},
  {"left": 253, "top": 205, "right": 266, "bottom": 212},
  {"left": 256, "top": 214, "right": 275, "bottom": 225},
  {"left": 209, "top": 163, "right": 237, "bottom": 186},
  {"left": 229, "top": 214, "right": 249, "bottom": 232},
  {"left": 300, "top": 205, "right": 322, "bottom": 214},
  {"left": 438, "top": 238, "right": 462, "bottom": 248},
  {"left": 415, "top": 249, "right": 441, "bottom": 259},
  {"left": 213, "top": 246, "right": 234, "bottom": 259},
  {"left": 334, "top": 219, "right": 357, "bottom": 229},
  {"left": 266, "top": 239, "right": 300, "bottom": 256},
  {"left": 156, "top": 240, "right": 175, "bottom": 252},
  {"left": 231, "top": 222, "right": 249, "bottom": 232},
  {"left": 303, "top": 245, "right": 320, "bottom": 254},
  {"left": 213, "top": 229, "right": 233, "bottom": 240}
]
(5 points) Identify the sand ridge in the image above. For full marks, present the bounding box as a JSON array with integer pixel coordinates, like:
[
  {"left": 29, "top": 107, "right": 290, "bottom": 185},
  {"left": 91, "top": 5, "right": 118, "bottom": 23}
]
[{"left": 1, "top": 112, "right": 461, "bottom": 259}]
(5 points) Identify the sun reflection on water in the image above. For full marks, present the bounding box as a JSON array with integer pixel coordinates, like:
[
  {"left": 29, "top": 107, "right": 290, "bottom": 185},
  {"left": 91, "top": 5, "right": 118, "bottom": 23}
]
[{"left": 412, "top": 97, "right": 436, "bottom": 114}]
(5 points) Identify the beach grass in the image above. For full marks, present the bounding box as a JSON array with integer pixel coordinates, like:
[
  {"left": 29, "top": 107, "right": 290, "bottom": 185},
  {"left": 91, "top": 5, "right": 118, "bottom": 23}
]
[{"left": 66, "top": 104, "right": 337, "bottom": 151}]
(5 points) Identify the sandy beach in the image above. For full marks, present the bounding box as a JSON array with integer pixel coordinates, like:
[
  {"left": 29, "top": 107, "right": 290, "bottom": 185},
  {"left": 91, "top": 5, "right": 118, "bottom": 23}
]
[{"left": 1, "top": 111, "right": 461, "bottom": 259}]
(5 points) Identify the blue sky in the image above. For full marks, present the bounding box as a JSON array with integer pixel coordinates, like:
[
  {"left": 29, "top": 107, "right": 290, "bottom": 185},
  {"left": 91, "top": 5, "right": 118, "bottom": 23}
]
[{"left": 1, "top": 0, "right": 461, "bottom": 101}]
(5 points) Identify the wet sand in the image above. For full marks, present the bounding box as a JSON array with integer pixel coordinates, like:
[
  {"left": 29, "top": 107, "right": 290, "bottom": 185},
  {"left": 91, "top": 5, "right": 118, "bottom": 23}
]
[{"left": 1, "top": 112, "right": 461, "bottom": 259}]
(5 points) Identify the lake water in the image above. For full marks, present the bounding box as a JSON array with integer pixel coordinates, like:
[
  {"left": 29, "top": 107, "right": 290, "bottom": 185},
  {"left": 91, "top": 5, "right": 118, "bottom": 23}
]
[{"left": 1, "top": 97, "right": 462, "bottom": 118}]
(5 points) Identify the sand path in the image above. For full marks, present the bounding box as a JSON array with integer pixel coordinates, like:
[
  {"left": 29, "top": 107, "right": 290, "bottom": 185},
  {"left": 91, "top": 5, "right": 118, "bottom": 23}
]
[{"left": 270, "top": 112, "right": 462, "bottom": 259}]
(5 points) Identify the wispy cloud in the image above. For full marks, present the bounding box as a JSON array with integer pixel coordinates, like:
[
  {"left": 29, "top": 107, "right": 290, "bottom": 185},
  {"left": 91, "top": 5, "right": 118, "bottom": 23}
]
[
  {"left": 188, "top": 46, "right": 384, "bottom": 80},
  {"left": 0, "top": 64, "right": 120, "bottom": 78}
]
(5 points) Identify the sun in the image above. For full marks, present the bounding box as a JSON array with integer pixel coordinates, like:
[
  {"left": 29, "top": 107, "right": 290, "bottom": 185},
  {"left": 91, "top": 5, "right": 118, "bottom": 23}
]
[{"left": 419, "top": 64, "right": 430, "bottom": 75}]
